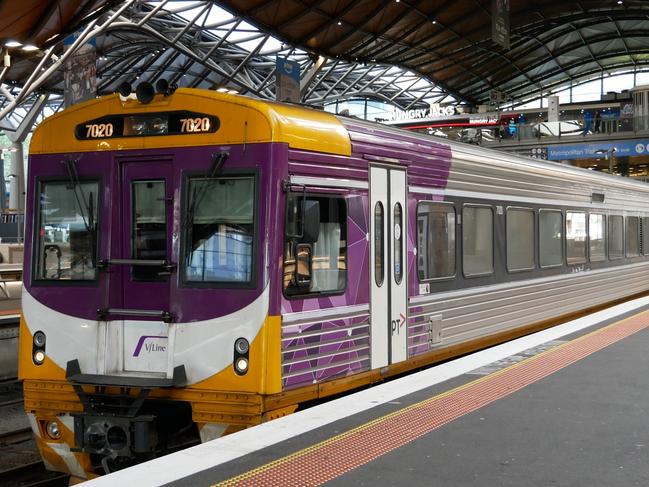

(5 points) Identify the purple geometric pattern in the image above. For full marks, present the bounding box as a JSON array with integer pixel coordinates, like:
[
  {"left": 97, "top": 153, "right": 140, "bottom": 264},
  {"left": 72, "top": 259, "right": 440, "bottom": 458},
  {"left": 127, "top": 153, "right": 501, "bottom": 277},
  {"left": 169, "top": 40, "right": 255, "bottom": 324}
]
[
  {"left": 281, "top": 193, "right": 371, "bottom": 389},
  {"left": 279, "top": 120, "right": 453, "bottom": 390},
  {"left": 281, "top": 315, "right": 370, "bottom": 390}
]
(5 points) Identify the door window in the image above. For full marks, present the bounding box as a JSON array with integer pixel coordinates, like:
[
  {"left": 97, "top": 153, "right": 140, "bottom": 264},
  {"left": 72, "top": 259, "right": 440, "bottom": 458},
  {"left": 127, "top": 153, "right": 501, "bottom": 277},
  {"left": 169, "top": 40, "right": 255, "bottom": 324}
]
[
  {"left": 374, "top": 202, "right": 384, "bottom": 286},
  {"left": 132, "top": 180, "right": 167, "bottom": 280},
  {"left": 393, "top": 203, "right": 403, "bottom": 285}
]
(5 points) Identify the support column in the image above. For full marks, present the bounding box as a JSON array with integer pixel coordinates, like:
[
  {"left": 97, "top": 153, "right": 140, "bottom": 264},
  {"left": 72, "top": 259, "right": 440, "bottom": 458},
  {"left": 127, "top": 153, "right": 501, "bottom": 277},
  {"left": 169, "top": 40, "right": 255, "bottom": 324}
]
[
  {"left": 9, "top": 141, "right": 23, "bottom": 211},
  {"left": 0, "top": 149, "right": 7, "bottom": 211}
]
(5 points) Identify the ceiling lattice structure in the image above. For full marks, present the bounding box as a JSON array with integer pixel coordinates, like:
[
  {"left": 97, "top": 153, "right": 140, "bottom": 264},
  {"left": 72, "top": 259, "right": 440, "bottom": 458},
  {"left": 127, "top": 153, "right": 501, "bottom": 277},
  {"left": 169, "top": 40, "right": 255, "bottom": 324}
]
[
  {"left": 1, "top": 1, "right": 649, "bottom": 137},
  {"left": 0, "top": 1, "right": 455, "bottom": 137}
]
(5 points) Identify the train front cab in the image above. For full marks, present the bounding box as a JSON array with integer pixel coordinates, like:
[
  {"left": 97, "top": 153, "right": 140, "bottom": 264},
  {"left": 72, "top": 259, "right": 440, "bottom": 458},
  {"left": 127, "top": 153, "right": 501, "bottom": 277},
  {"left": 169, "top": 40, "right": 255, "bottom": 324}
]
[{"left": 18, "top": 89, "right": 352, "bottom": 478}]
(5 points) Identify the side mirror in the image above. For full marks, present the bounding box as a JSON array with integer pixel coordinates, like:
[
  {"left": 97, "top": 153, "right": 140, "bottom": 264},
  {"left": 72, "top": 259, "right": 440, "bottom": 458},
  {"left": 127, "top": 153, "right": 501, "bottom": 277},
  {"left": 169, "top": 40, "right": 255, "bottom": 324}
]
[
  {"left": 295, "top": 243, "right": 312, "bottom": 289},
  {"left": 285, "top": 194, "right": 320, "bottom": 243},
  {"left": 302, "top": 200, "right": 320, "bottom": 243}
]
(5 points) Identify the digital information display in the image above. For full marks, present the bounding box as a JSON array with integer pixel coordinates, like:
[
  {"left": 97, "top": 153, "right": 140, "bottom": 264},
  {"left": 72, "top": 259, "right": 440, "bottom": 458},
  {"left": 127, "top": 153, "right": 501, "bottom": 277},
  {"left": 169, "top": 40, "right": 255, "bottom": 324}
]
[{"left": 75, "top": 111, "right": 220, "bottom": 140}]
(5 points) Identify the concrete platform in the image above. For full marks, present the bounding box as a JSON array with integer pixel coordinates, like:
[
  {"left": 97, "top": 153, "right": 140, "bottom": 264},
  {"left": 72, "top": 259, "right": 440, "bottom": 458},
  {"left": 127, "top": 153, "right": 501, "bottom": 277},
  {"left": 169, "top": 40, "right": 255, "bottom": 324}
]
[{"left": 86, "top": 296, "right": 649, "bottom": 487}]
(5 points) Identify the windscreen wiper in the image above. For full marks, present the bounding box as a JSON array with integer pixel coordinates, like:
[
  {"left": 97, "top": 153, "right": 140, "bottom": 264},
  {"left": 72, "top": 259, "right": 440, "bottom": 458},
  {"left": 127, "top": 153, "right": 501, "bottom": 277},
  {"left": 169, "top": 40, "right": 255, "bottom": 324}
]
[
  {"left": 64, "top": 159, "right": 97, "bottom": 263},
  {"left": 184, "top": 152, "right": 229, "bottom": 230}
]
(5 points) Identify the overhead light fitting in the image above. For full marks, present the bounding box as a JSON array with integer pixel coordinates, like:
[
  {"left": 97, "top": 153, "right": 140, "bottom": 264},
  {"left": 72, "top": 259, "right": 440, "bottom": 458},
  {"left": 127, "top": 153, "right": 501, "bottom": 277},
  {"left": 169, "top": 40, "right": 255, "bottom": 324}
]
[
  {"left": 22, "top": 44, "right": 39, "bottom": 52},
  {"left": 4, "top": 40, "right": 21, "bottom": 48}
]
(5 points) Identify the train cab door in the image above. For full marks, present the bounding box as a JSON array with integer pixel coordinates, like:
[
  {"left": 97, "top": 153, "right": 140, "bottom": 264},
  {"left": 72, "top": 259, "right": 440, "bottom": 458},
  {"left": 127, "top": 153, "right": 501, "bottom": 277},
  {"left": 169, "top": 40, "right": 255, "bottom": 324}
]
[
  {"left": 370, "top": 165, "right": 408, "bottom": 369},
  {"left": 109, "top": 160, "right": 175, "bottom": 377}
]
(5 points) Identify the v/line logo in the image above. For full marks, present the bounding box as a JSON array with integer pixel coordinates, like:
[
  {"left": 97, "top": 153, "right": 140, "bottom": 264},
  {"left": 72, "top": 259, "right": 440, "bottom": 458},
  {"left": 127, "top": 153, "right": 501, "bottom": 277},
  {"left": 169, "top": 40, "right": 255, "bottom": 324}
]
[{"left": 133, "top": 335, "right": 167, "bottom": 357}]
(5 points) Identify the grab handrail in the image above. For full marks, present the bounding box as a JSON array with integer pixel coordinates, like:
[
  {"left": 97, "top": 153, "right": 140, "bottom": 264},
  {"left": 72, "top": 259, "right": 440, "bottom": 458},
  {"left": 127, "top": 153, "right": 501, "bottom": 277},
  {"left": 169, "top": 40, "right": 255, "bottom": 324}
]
[
  {"left": 97, "top": 259, "right": 176, "bottom": 276},
  {"left": 97, "top": 307, "right": 173, "bottom": 323}
]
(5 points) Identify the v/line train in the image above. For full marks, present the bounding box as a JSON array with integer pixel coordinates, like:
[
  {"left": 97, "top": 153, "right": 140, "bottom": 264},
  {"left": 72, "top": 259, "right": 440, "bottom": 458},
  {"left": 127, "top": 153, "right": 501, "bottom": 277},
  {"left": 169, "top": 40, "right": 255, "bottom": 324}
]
[{"left": 19, "top": 85, "right": 649, "bottom": 479}]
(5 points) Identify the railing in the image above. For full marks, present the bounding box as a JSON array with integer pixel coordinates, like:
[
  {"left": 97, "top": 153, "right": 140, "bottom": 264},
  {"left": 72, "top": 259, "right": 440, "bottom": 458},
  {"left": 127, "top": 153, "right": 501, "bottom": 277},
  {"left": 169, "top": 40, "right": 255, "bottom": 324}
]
[{"left": 450, "top": 115, "right": 649, "bottom": 145}]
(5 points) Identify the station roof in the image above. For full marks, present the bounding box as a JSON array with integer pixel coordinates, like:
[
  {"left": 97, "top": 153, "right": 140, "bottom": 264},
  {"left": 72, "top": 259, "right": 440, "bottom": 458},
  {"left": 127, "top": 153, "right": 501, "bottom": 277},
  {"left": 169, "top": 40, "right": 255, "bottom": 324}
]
[
  {"left": 217, "top": 0, "right": 649, "bottom": 105},
  {"left": 0, "top": 1, "right": 648, "bottom": 136},
  {"left": 0, "top": 1, "right": 120, "bottom": 51}
]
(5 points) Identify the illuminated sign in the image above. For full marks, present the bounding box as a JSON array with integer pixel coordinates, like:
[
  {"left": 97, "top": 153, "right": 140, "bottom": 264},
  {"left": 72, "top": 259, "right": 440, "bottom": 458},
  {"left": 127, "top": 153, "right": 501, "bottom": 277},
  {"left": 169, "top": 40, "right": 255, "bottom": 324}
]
[
  {"left": 75, "top": 111, "right": 220, "bottom": 140},
  {"left": 385, "top": 103, "right": 463, "bottom": 122},
  {"left": 547, "top": 139, "right": 649, "bottom": 161}
]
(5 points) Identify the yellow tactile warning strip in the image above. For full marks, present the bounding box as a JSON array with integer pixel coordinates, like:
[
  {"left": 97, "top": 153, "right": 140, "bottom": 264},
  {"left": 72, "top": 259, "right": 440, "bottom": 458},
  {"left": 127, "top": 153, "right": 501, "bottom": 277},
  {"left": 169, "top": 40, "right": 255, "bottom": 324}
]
[{"left": 214, "top": 310, "right": 649, "bottom": 487}]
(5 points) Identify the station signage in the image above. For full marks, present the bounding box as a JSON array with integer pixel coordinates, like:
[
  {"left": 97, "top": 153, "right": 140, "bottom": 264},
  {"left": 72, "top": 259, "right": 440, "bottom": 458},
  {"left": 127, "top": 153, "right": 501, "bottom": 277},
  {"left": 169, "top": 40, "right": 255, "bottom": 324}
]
[
  {"left": 385, "top": 103, "right": 463, "bottom": 122},
  {"left": 469, "top": 115, "right": 499, "bottom": 125},
  {"left": 547, "top": 139, "right": 649, "bottom": 161}
]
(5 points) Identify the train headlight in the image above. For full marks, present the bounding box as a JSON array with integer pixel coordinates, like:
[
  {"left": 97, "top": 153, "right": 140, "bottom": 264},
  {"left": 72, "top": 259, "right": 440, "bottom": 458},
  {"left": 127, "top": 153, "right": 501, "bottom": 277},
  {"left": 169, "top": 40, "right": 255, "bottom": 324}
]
[
  {"left": 33, "top": 331, "right": 46, "bottom": 348},
  {"left": 234, "top": 337, "right": 249, "bottom": 355},
  {"left": 235, "top": 357, "right": 249, "bottom": 374},
  {"left": 32, "top": 330, "right": 46, "bottom": 366},
  {"left": 46, "top": 421, "right": 61, "bottom": 440},
  {"left": 33, "top": 350, "right": 45, "bottom": 365},
  {"left": 233, "top": 337, "right": 250, "bottom": 375}
]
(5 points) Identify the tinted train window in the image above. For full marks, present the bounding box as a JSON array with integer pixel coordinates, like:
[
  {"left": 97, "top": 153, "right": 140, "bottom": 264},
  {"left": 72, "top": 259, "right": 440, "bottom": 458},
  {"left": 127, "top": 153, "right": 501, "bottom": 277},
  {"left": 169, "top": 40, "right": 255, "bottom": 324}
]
[
  {"left": 284, "top": 195, "right": 347, "bottom": 296},
  {"left": 609, "top": 215, "right": 624, "bottom": 260},
  {"left": 417, "top": 202, "right": 455, "bottom": 280},
  {"left": 589, "top": 214, "right": 606, "bottom": 262},
  {"left": 626, "top": 216, "right": 640, "bottom": 257},
  {"left": 566, "top": 212, "right": 587, "bottom": 264},
  {"left": 539, "top": 210, "right": 563, "bottom": 268},
  {"left": 183, "top": 175, "right": 255, "bottom": 283},
  {"left": 643, "top": 217, "right": 649, "bottom": 255},
  {"left": 506, "top": 208, "right": 534, "bottom": 272},
  {"left": 35, "top": 180, "right": 98, "bottom": 281},
  {"left": 463, "top": 206, "right": 493, "bottom": 277}
]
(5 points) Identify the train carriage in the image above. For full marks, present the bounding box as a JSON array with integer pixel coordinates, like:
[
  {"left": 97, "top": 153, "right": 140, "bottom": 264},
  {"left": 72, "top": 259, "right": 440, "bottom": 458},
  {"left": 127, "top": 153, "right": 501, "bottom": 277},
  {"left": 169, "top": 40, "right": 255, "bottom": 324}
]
[{"left": 18, "top": 86, "right": 649, "bottom": 479}]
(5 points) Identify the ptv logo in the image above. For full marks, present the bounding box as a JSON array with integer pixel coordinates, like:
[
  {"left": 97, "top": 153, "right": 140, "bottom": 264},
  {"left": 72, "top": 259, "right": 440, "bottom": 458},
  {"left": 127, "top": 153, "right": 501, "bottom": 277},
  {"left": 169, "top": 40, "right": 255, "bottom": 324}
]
[
  {"left": 391, "top": 313, "right": 406, "bottom": 335},
  {"left": 133, "top": 335, "right": 167, "bottom": 357}
]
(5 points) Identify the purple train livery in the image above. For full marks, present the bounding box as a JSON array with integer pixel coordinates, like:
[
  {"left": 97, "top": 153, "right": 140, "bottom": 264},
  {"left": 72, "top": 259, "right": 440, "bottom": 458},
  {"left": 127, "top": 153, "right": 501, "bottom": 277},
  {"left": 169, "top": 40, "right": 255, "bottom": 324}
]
[{"left": 19, "top": 86, "right": 649, "bottom": 479}]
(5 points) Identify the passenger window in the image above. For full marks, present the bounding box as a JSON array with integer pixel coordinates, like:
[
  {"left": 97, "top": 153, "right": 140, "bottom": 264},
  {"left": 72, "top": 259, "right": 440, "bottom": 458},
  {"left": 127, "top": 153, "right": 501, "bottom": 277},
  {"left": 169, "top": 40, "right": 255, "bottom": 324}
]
[
  {"left": 183, "top": 175, "right": 255, "bottom": 283},
  {"left": 643, "top": 217, "right": 649, "bottom": 255},
  {"left": 589, "top": 214, "right": 606, "bottom": 262},
  {"left": 417, "top": 203, "right": 455, "bottom": 280},
  {"left": 506, "top": 208, "right": 534, "bottom": 272},
  {"left": 539, "top": 210, "right": 563, "bottom": 268},
  {"left": 626, "top": 216, "right": 640, "bottom": 257},
  {"left": 609, "top": 215, "right": 624, "bottom": 259},
  {"left": 284, "top": 194, "right": 347, "bottom": 296},
  {"left": 566, "top": 212, "right": 587, "bottom": 264},
  {"left": 35, "top": 180, "right": 99, "bottom": 281},
  {"left": 463, "top": 206, "right": 493, "bottom": 277}
]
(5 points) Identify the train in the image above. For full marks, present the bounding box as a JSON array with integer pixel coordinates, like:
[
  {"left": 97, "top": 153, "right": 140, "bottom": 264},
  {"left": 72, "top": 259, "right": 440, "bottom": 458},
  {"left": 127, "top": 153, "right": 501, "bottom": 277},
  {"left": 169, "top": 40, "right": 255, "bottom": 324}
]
[{"left": 18, "top": 83, "right": 649, "bottom": 480}]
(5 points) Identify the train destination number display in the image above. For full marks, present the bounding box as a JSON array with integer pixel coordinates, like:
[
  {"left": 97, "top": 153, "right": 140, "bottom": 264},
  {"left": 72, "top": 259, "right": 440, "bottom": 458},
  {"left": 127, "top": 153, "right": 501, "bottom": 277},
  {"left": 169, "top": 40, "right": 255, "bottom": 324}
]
[{"left": 75, "top": 111, "right": 220, "bottom": 140}]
